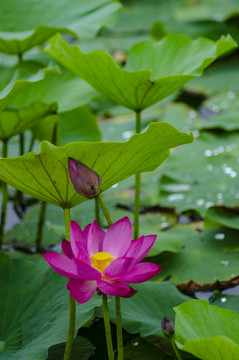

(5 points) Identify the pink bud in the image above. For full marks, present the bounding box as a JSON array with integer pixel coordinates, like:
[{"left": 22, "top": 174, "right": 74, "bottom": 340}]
[
  {"left": 68, "top": 157, "right": 101, "bottom": 199},
  {"left": 161, "top": 317, "right": 175, "bottom": 338}
]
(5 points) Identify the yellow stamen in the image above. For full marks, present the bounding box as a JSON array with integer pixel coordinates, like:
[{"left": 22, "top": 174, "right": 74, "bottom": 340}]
[{"left": 91, "top": 251, "right": 113, "bottom": 273}]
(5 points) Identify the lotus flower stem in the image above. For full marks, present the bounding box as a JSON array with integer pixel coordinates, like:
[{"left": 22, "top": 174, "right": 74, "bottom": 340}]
[
  {"left": 97, "top": 197, "right": 124, "bottom": 360},
  {"left": 97, "top": 196, "right": 113, "bottom": 227},
  {"left": 134, "top": 110, "right": 142, "bottom": 240},
  {"left": 35, "top": 201, "right": 47, "bottom": 252},
  {"left": 63, "top": 207, "right": 76, "bottom": 360},
  {"left": 94, "top": 197, "right": 101, "bottom": 227},
  {"left": 102, "top": 294, "right": 114, "bottom": 360},
  {"left": 171, "top": 336, "right": 184, "bottom": 360},
  {"left": 0, "top": 139, "right": 9, "bottom": 249},
  {"left": 115, "top": 296, "right": 124, "bottom": 360}
]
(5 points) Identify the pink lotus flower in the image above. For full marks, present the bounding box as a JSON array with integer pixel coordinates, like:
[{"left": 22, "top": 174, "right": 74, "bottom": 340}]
[{"left": 44, "top": 217, "right": 161, "bottom": 303}]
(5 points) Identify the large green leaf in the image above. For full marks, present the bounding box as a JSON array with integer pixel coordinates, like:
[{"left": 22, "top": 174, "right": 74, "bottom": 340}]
[
  {"left": 0, "top": 122, "right": 193, "bottom": 208},
  {"left": 154, "top": 225, "right": 239, "bottom": 284},
  {"left": 174, "top": 300, "right": 239, "bottom": 360},
  {"left": 0, "top": 0, "right": 122, "bottom": 55},
  {"left": 96, "top": 282, "right": 190, "bottom": 337},
  {"left": 0, "top": 102, "right": 57, "bottom": 141},
  {"left": 44, "top": 33, "right": 237, "bottom": 111},
  {"left": 158, "top": 132, "right": 239, "bottom": 215},
  {"left": 0, "top": 253, "right": 101, "bottom": 360}
]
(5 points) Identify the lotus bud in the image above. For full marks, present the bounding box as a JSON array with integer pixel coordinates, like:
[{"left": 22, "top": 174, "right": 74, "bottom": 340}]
[
  {"left": 68, "top": 157, "right": 102, "bottom": 199},
  {"left": 161, "top": 317, "right": 175, "bottom": 338}
]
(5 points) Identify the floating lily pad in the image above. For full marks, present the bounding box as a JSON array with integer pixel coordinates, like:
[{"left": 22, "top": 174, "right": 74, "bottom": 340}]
[
  {"left": 198, "top": 110, "right": 239, "bottom": 131},
  {"left": 44, "top": 33, "right": 237, "bottom": 111},
  {"left": 0, "top": 122, "right": 193, "bottom": 208},
  {"left": 204, "top": 206, "right": 239, "bottom": 230},
  {"left": 158, "top": 132, "right": 239, "bottom": 215},
  {"left": 0, "top": 0, "right": 122, "bottom": 55},
  {"left": 0, "top": 253, "right": 101, "bottom": 360},
  {"left": 153, "top": 225, "right": 239, "bottom": 284},
  {"left": 174, "top": 299, "right": 239, "bottom": 360},
  {"left": 212, "top": 294, "right": 239, "bottom": 314},
  {"left": 185, "top": 60, "right": 239, "bottom": 95}
]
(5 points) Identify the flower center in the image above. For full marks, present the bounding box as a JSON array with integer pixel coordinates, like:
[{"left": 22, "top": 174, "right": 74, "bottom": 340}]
[{"left": 91, "top": 252, "right": 113, "bottom": 273}]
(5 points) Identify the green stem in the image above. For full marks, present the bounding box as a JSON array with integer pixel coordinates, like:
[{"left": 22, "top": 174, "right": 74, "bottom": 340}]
[
  {"left": 97, "top": 196, "right": 113, "bottom": 227},
  {"left": 115, "top": 296, "right": 124, "bottom": 360},
  {"left": 0, "top": 140, "right": 8, "bottom": 249},
  {"left": 63, "top": 208, "right": 76, "bottom": 360},
  {"left": 171, "top": 336, "right": 184, "bottom": 360},
  {"left": 35, "top": 201, "right": 47, "bottom": 252},
  {"left": 94, "top": 197, "right": 101, "bottom": 227},
  {"left": 16, "top": 133, "right": 25, "bottom": 210},
  {"left": 28, "top": 133, "right": 35, "bottom": 153},
  {"left": 133, "top": 172, "right": 141, "bottom": 240},
  {"left": 102, "top": 294, "right": 114, "bottom": 360},
  {"left": 134, "top": 111, "right": 142, "bottom": 240},
  {"left": 135, "top": 110, "right": 141, "bottom": 133}
]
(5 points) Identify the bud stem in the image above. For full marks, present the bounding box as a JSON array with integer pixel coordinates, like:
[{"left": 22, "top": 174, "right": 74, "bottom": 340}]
[
  {"left": 94, "top": 197, "right": 101, "bottom": 226},
  {"left": 97, "top": 196, "right": 113, "bottom": 227},
  {"left": 63, "top": 208, "right": 76, "bottom": 360},
  {"left": 170, "top": 336, "right": 184, "bottom": 360}
]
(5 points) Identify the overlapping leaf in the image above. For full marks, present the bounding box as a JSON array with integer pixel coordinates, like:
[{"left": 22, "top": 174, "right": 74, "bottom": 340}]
[
  {"left": 175, "top": 300, "right": 239, "bottom": 360},
  {"left": 0, "top": 0, "right": 122, "bottom": 54},
  {"left": 0, "top": 253, "right": 101, "bottom": 360},
  {"left": 0, "top": 66, "right": 60, "bottom": 112},
  {"left": 44, "top": 33, "right": 237, "bottom": 110},
  {"left": 96, "top": 282, "right": 190, "bottom": 337},
  {"left": 0, "top": 102, "right": 57, "bottom": 141},
  {"left": 0, "top": 122, "right": 193, "bottom": 208}
]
